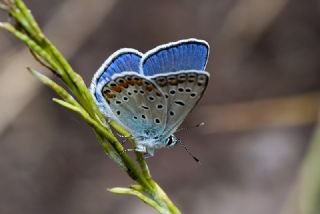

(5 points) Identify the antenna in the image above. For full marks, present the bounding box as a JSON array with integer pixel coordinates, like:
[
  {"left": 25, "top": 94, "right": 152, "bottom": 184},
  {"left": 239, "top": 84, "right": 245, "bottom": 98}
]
[
  {"left": 178, "top": 140, "right": 201, "bottom": 164},
  {"left": 176, "top": 122, "right": 205, "bottom": 133},
  {"left": 175, "top": 122, "right": 204, "bottom": 163}
]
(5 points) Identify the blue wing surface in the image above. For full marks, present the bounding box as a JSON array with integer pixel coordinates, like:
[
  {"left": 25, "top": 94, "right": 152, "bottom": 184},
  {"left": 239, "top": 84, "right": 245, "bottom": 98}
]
[
  {"left": 90, "top": 48, "right": 142, "bottom": 117},
  {"left": 142, "top": 39, "right": 209, "bottom": 76}
]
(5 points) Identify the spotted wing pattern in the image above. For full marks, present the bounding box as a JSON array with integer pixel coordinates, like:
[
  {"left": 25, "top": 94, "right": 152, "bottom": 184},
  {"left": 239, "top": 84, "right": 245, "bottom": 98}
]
[
  {"left": 101, "top": 73, "right": 168, "bottom": 138},
  {"left": 90, "top": 49, "right": 142, "bottom": 117},
  {"left": 152, "top": 70, "right": 209, "bottom": 136}
]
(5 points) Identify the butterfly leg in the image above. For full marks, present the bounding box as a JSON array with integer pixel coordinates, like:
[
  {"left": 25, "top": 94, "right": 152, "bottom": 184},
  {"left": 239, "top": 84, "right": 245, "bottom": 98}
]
[
  {"left": 143, "top": 149, "right": 155, "bottom": 159},
  {"left": 122, "top": 145, "right": 147, "bottom": 154},
  {"left": 115, "top": 132, "right": 132, "bottom": 138},
  {"left": 135, "top": 145, "right": 147, "bottom": 153}
]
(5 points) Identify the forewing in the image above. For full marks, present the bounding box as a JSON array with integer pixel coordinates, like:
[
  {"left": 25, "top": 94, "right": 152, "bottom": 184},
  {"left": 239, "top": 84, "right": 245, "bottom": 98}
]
[
  {"left": 102, "top": 74, "right": 168, "bottom": 137},
  {"left": 90, "top": 49, "right": 142, "bottom": 117},
  {"left": 152, "top": 70, "right": 209, "bottom": 136},
  {"left": 142, "top": 38, "right": 209, "bottom": 76}
]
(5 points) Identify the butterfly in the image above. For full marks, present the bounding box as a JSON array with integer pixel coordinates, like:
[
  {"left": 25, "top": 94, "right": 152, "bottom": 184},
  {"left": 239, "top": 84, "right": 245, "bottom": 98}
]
[{"left": 90, "top": 38, "right": 210, "bottom": 156}]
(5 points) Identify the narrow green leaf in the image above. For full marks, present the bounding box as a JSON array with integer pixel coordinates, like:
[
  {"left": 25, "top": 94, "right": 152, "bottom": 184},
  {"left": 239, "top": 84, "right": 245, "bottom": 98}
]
[
  {"left": 13, "top": 0, "right": 43, "bottom": 38},
  {"left": 108, "top": 187, "right": 168, "bottom": 214},
  {"left": 130, "top": 184, "right": 144, "bottom": 191},
  {"left": 52, "top": 98, "right": 81, "bottom": 112},
  {"left": 29, "top": 68, "right": 78, "bottom": 104}
]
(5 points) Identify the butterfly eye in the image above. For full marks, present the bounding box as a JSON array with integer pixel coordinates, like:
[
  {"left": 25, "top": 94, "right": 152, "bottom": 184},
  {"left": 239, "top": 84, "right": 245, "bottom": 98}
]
[{"left": 166, "top": 136, "right": 175, "bottom": 146}]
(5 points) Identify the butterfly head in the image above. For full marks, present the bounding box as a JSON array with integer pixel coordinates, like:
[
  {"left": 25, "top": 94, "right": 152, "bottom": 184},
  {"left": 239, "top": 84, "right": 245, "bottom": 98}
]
[{"left": 165, "top": 135, "right": 179, "bottom": 148}]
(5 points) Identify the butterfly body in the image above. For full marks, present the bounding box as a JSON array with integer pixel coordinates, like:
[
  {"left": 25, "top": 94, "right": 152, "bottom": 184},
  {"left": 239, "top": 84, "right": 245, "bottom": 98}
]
[{"left": 90, "top": 39, "right": 210, "bottom": 156}]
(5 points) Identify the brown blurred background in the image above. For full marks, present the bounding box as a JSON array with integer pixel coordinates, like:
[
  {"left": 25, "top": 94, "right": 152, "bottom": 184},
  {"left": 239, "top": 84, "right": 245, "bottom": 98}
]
[{"left": 0, "top": 0, "right": 319, "bottom": 213}]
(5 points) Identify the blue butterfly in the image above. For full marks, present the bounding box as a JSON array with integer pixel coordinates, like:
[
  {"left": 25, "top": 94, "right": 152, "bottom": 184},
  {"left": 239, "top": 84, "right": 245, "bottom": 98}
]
[{"left": 90, "top": 38, "right": 210, "bottom": 156}]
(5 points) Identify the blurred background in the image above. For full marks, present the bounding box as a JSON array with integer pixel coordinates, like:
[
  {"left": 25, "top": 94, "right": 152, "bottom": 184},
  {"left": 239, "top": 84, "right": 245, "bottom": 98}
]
[{"left": 0, "top": 0, "right": 319, "bottom": 213}]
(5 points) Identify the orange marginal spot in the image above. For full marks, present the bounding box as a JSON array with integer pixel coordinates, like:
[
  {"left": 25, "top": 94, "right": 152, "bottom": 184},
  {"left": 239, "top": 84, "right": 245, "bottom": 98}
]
[
  {"left": 104, "top": 93, "right": 116, "bottom": 99},
  {"left": 157, "top": 81, "right": 167, "bottom": 87},
  {"left": 145, "top": 85, "right": 154, "bottom": 92},
  {"left": 155, "top": 91, "right": 162, "bottom": 96},
  {"left": 119, "top": 82, "right": 129, "bottom": 88},
  {"left": 127, "top": 80, "right": 135, "bottom": 86},
  {"left": 168, "top": 79, "right": 178, "bottom": 85},
  {"left": 112, "top": 85, "right": 122, "bottom": 93},
  {"left": 109, "top": 93, "right": 116, "bottom": 98},
  {"left": 136, "top": 80, "right": 143, "bottom": 86}
]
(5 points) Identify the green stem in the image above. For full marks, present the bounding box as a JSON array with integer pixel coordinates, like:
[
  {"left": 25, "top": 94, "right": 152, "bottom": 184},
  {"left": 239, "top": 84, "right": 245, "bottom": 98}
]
[{"left": 109, "top": 187, "right": 169, "bottom": 213}]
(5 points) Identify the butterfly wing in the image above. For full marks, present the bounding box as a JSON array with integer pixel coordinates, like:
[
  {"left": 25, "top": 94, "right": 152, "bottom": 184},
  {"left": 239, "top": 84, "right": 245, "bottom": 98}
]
[
  {"left": 90, "top": 48, "right": 168, "bottom": 138},
  {"left": 101, "top": 74, "right": 168, "bottom": 138},
  {"left": 142, "top": 39, "right": 210, "bottom": 136},
  {"left": 152, "top": 71, "right": 209, "bottom": 136},
  {"left": 141, "top": 38, "right": 209, "bottom": 76},
  {"left": 90, "top": 48, "right": 143, "bottom": 117}
]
